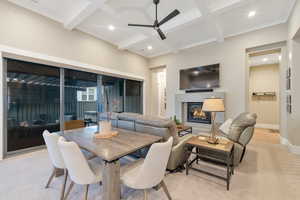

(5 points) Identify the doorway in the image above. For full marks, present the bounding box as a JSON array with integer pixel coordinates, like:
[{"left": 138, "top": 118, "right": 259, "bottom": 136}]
[{"left": 247, "top": 49, "right": 282, "bottom": 144}]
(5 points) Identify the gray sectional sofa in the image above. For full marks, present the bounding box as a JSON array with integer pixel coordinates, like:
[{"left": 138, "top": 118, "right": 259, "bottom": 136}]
[{"left": 100, "top": 112, "right": 193, "bottom": 171}]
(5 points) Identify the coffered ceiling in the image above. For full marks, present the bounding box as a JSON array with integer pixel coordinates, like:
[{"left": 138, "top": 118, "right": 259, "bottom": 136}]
[{"left": 7, "top": 0, "right": 296, "bottom": 58}]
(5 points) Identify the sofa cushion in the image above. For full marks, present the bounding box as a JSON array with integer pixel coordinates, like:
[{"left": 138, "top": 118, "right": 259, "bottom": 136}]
[
  {"left": 136, "top": 115, "right": 179, "bottom": 146},
  {"left": 228, "top": 112, "right": 257, "bottom": 142},
  {"left": 117, "top": 120, "right": 135, "bottom": 131},
  {"left": 136, "top": 115, "right": 172, "bottom": 128},
  {"left": 136, "top": 124, "right": 170, "bottom": 142},
  {"left": 118, "top": 112, "right": 141, "bottom": 121}
]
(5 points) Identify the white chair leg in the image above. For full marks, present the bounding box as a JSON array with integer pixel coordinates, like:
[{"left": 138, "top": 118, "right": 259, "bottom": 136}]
[
  {"left": 60, "top": 170, "right": 68, "bottom": 200},
  {"left": 84, "top": 185, "right": 89, "bottom": 200},
  {"left": 64, "top": 181, "right": 74, "bottom": 200},
  {"left": 161, "top": 181, "right": 172, "bottom": 200},
  {"left": 45, "top": 168, "right": 56, "bottom": 188},
  {"left": 143, "top": 189, "right": 148, "bottom": 200}
]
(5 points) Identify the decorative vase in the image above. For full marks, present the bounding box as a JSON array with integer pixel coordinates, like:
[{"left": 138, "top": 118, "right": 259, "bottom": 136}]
[{"left": 98, "top": 120, "right": 112, "bottom": 134}]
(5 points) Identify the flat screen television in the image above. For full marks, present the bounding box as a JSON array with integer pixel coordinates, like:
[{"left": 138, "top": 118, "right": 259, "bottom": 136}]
[{"left": 180, "top": 64, "right": 220, "bottom": 90}]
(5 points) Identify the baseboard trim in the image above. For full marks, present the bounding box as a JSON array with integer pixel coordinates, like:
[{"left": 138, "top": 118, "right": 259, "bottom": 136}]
[
  {"left": 255, "top": 123, "right": 279, "bottom": 130},
  {"left": 288, "top": 144, "right": 300, "bottom": 154},
  {"left": 280, "top": 136, "right": 289, "bottom": 145},
  {"left": 280, "top": 136, "right": 300, "bottom": 155}
]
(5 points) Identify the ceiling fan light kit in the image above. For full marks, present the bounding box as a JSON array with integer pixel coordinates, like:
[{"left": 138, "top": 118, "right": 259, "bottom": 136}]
[{"left": 128, "top": 0, "right": 180, "bottom": 40}]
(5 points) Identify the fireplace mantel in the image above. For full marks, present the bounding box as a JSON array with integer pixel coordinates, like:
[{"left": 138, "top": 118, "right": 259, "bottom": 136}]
[{"left": 175, "top": 92, "right": 225, "bottom": 132}]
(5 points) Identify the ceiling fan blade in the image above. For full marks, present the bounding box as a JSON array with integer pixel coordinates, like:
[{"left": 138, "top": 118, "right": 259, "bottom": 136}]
[
  {"left": 158, "top": 9, "right": 180, "bottom": 26},
  {"left": 128, "top": 24, "right": 154, "bottom": 28},
  {"left": 157, "top": 28, "right": 166, "bottom": 40}
]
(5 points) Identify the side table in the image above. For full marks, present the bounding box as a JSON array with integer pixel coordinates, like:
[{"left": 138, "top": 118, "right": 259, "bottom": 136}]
[{"left": 185, "top": 136, "right": 234, "bottom": 190}]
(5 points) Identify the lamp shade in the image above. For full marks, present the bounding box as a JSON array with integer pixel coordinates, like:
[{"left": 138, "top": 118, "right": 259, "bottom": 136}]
[{"left": 202, "top": 98, "right": 225, "bottom": 112}]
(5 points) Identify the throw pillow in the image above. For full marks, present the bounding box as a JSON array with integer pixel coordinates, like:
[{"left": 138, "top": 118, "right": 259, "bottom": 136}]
[{"left": 219, "top": 118, "right": 233, "bottom": 135}]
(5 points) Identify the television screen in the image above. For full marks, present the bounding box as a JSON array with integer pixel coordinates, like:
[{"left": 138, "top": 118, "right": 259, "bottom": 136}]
[{"left": 180, "top": 64, "right": 220, "bottom": 90}]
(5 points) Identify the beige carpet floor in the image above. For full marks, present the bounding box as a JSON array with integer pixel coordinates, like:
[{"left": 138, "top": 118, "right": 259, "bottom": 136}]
[{"left": 0, "top": 129, "right": 300, "bottom": 200}]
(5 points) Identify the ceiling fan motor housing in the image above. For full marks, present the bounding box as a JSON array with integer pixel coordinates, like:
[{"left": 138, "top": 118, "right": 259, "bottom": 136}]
[{"left": 154, "top": 0, "right": 160, "bottom": 5}]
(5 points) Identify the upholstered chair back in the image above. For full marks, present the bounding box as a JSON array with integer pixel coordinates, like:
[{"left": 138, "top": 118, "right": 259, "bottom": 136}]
[{"left": 43, "top": 130, "right": 65, "bottom": 169}]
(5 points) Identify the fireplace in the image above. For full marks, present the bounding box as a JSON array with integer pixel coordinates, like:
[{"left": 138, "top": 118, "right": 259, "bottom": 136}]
[{"left": 187, "top": 102, "right": 211, "bottom": 124}]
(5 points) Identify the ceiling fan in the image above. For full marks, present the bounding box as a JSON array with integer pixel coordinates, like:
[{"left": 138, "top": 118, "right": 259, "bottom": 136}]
[{"left": 128, "top": 0, "right": 180, "bottom": 40}]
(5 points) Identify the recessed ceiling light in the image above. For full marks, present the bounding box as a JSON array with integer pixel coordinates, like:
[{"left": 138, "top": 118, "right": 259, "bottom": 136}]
[
  {"left": 147, "top": 45, "right": 153, "bottom": 50},
  {"left": 248, "top": 11, "right": 256, "bottom": 18},
  {"left": 108, "top": 25, "right": 115, "bottom": 31},
  {"left": 263, "top": 58, "right": 268, "bottom": 62}
]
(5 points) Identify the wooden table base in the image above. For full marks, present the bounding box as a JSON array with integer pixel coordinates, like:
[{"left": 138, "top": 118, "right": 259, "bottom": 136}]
[{"left": 103, "top": 160, "right": 121, "bottom": 200}]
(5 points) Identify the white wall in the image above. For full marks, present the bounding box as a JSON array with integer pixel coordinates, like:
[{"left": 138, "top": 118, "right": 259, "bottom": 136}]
[
  {"left": 0, "top": 1, "right": 150, "bottom": 159},
  {"left": 288, "top": 0, "right": 300, "bottom": 39},
  {"left": 149, "top": 24, "right": 287, "bottom": 120},
  {"left": 287, "top": 0, "right": 300, "bottom": 148}
]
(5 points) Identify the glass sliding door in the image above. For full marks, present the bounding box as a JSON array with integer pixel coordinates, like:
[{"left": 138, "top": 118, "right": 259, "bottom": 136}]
[
  {"left": 6, "top": 59, "right": 60, "bottom": 152},
  {"left": 125, "top": 80, "right": 143, "bottom": 114},
  {"left": 64, "top": 69, "right": 98, "bottom": 130},
  {"left": 4, "top": 57, "right": 144, "bottom": 154},
  {"left": 101, "top": 76, "right": 124, "bottom": 113}
]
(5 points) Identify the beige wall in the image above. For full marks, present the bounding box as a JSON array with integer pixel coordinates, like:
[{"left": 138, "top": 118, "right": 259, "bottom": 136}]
[
  {"left": 149, "top": 24, "right": 287, "bottom": 120},
  {"left": 287, "top": 0, "right": 300, "bottom": 147},
  {"left": 249, "top": 64, "right": 279, "bottom": 127}
]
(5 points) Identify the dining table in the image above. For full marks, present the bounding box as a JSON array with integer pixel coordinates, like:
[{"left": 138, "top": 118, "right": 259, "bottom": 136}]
[{"left": 56, "top": 126, "right": 163, "bottom": 200}]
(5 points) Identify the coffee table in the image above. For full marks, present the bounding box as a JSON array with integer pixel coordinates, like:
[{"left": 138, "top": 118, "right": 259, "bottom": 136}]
[{"left": 185, "top": 136, "right": 234, "bottom": 190}]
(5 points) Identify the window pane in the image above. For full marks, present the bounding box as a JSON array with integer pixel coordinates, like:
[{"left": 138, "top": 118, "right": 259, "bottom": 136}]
[
  {"left": 101, "top": 76, "right": 124, "bottom": 113},
  {"left": 88, "top": 88, "right": 94, "bottom": 93},
  {"left": 88, "top": 95, "right": 94, "bottom": 101},
  {"left": 125, "top": 80, "right": 143, "bottom": 114},
  {"left": 6, "top": 59, "right": 60, "bottom": 152},
  {"left": 64, "top": 69, "right": 97, "bottom": 130},
  {"left": 82, "top": 95, "right": 87, "bottom": 101}
]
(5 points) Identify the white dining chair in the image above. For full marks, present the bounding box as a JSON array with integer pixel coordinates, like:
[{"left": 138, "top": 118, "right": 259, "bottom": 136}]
[
  {"left": 121, "top": 137, "right": 173, "bottom": 200},
  {"left": 43, "top": 130, "right": 67, "bottom": 200},
  {"left": 58, "top": 137, "right": 102, "bottom": 200}
]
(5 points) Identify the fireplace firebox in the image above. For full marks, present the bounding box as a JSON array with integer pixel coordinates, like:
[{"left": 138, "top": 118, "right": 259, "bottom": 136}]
[{"left": 187, "top": 102, "right": 211, "bottom": 124}]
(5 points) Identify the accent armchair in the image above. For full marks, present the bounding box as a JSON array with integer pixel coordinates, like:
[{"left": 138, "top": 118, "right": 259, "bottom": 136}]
[{"left": 221, "top": 112, "right": 257, "bottom": 166}]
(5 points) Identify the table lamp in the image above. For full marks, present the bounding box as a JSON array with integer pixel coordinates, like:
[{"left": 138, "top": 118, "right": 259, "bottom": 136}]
[{"left": 202, "top": 98, "right": 225, "bottom": 144}]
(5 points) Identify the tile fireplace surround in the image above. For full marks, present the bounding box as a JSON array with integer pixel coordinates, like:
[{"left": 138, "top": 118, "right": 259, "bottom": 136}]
[{"left": 175, "top": 92, "right": 225, "bottom": 132}]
